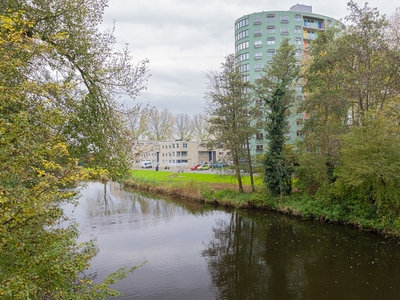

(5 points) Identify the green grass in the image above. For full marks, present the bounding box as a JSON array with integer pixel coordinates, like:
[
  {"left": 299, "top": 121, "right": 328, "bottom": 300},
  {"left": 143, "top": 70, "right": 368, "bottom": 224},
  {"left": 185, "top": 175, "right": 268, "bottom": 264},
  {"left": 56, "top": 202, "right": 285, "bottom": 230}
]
[
  {"left": 129, "top": 169, "right": 263, "bottom": 186},
  {"left": 124, "top": 169, "right": 400, "bottom": 237}
]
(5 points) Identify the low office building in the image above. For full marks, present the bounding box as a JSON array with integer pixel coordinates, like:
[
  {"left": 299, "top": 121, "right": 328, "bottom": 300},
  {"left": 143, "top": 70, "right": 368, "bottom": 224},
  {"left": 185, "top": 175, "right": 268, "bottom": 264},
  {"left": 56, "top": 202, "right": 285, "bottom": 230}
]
[{"left": 132, "top": 140, "right": 230, "bottom": 170}]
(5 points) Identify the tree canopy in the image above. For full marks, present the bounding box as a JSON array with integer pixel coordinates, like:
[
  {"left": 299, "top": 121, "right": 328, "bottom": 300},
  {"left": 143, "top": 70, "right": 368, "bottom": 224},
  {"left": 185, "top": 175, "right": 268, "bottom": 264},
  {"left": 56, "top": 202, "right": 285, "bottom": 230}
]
[{"left": 0, "top": 1, "right": 149, "bottom": 298}]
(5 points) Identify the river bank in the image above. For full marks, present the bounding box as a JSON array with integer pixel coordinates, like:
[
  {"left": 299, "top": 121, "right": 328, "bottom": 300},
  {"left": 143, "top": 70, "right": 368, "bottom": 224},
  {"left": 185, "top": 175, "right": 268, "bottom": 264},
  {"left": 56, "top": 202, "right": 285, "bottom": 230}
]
[
  {"left": 121, "top": 171, "right": 400, "bottom": 238},
  {"left": 70, "top": 181, "right": 400, "bottom": 299}
]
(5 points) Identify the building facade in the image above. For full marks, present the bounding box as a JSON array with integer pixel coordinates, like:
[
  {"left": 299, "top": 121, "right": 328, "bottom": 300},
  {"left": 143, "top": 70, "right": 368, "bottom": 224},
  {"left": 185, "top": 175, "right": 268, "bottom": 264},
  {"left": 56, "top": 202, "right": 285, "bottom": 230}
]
[
  {"left": 234, "top": 4, "right": 343, "bottom": 156},
  {"left": 132, "top": 140, "right": 231, "bottom": 170}
]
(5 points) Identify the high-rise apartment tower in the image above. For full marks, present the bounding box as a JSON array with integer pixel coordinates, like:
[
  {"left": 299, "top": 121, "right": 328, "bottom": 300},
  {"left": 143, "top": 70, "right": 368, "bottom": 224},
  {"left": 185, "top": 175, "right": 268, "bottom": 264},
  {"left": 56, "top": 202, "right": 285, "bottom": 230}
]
[{"left": 234, "top": 4, "right": 343, "bottom": 156}]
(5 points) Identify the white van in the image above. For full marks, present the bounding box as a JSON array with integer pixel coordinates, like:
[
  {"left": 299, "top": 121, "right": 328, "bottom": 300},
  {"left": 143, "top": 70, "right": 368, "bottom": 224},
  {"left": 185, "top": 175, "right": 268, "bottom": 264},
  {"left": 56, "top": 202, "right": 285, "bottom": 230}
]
[{"left": 141, "top": 160, "right": 152, "bottom": 169}]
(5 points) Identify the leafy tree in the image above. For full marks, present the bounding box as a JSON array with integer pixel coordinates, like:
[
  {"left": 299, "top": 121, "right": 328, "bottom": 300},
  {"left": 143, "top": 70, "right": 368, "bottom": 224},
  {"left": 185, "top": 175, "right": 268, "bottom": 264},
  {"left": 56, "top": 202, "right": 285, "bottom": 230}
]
[
  {"left": 146, "top": 108, "right": 174, "bottom": 140},
  {"left": 254, "top": 39, "right": 300, "bottom": 197},
  {"left": 174, "top": 112, "right": 193, "bottom": 140},
  {"left": 301, "top": 1, "right": 400, "bottom": 196},
  {"left": 1, "top": 0, "right": 149, "bottom": 178},
  {"left": 0, "top": 2, "right": 148, "bottom": 298},
  {"left": 205, "top": 54, "right": 258, "bottom": 192},
  {"left": 334, "top": 114, "right": 400, "bottom": 228}
]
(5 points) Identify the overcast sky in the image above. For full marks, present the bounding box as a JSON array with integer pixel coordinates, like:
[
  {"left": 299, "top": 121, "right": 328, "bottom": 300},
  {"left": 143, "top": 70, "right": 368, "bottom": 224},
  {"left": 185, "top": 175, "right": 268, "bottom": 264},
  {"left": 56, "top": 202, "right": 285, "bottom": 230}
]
[{"left": 100, "top": 0, "right": 399, "bottom": 117}]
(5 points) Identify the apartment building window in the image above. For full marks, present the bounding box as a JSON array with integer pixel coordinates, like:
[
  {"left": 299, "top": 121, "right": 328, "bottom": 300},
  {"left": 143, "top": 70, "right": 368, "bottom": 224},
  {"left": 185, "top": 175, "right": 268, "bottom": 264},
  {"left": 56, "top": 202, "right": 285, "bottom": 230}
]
[
  {"left": 255, "top": 63, "right": 263, "bottom": 71},
  {"left": 266, "top": 14, "right": 275, "bottom": 22},
  {"left": 254, "top": 52, "right": 262, "bottom": 59},
  {"left": 295, "top": 49, "right": 302, "bottom": 57},
  {"left": 280, "top": 27, "right": 289, "bottom": 34},
  {"left": 238, "top": 52, "right": 249, "bottom": 61},
  {"left": 254, "top": 40, "right": 262, "bottom": 48},
  {"left": 305, "top": 30, "right": 317, "bottom": 40},
  {"left": 295, "top": 37, "right": 302, "bottom": 45},
  {"left": 181, "top": 151, "right": 188, "bottom": 157},
  {"left": 267, "top": 49, "right": 275, "bottom": 56},
  {"left": 280, "top": 15, "right": 289, "bottom": 23},
  {"left": 176, "top": 143, "right": 179, "bottom": 148},
  {"left": 255, "top": 99, "right": 263, "bottom": 105},
  {"left": 297, "top": 130, "right": 303, "bottom": 137},
  {"left": 266, "top": 26, "right": 275, "bottom": 33},
  {"left": 240, "top": 63, "right": 250, "bottom": 72},
  {"left": 236, "top": 40, "right": 249, "bottom": 52},
  {"left": 267, "top": 37, "right": 275, "bottom": 45},
  {"left": 296, "top": 118, "right": 304, "bottom": 126},
  {"left": 172, "top": 144, "right": 175, "bottom": 148},
  {"left": 304, "top": 19, "right": 312, "bottom": 28},
  {"left": 295, "top": 84, "right": 302, "bottom": 92},
  {"left": 294, "top": 26, "right": 301, "bottom": 34},
  {"left": 294, "top": 14, "right": 301, "bottom": 22},
  {"left": 235, "top": 29, "right": 249, "bottom": 42},
  {"left": 253, "top": 16, "right": 262, "bottom": 25},
  {"left": 256, "top": 132, "right": 264, "bottom": 140},
  {"left": 256, "top": 145, "right": 264, "bottom": 151},
  {"left": 235, "top": 18, "right": 249, "bottom": 31},
  {"left": 243, "top": 75, "right": 250, "bottom": 82},
  {"left": 183, "top": 143, "right": 187, "bottom": 148},
  {"left": 254, "top": 28, "right": 262, "bottom": 36}
]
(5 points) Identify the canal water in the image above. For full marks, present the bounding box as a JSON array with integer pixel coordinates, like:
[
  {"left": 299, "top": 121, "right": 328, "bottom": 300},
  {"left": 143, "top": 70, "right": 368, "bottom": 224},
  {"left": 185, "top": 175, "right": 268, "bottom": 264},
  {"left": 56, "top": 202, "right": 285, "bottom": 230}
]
[{"left": 62, "top": 182, "right": 400, "bottom": 299}]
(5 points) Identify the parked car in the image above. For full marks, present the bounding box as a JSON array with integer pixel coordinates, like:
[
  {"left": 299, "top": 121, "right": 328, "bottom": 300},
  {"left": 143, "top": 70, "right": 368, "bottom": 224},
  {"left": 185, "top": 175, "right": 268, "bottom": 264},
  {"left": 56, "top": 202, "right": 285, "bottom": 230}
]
[
  {"left": 191, "top": 164, "right": 201, "bottom": 171},
  {"left": 141, "top": 160, "right": 152, "bottom": 168},
  {"left": 197, "top": 164, "right": 210, "bottom": 170},
  {"left": 213, "top": 162, "right": 229, "bottom": 169}
]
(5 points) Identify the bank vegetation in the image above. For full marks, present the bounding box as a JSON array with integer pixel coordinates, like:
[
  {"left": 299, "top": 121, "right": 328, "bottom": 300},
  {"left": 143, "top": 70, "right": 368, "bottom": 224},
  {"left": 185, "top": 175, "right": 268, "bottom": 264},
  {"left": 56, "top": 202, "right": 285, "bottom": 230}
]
[{"left": 122, "top": 170, "right": 400, "bottom": 238}]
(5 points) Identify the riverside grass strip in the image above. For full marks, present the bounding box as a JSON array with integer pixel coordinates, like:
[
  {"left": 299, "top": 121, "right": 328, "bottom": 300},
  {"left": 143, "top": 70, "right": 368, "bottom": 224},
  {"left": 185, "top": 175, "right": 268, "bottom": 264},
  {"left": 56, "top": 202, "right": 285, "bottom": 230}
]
[{"left": 129, "top": 169, "right": 264, "bottom": 186}]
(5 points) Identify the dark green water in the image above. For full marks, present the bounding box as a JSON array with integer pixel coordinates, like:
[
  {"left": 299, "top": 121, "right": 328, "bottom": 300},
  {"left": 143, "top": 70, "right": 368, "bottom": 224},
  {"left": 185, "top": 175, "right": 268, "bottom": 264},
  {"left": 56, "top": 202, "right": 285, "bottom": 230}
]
[{"left": 63, "top": 182, "right": 400, "bottom": 299}]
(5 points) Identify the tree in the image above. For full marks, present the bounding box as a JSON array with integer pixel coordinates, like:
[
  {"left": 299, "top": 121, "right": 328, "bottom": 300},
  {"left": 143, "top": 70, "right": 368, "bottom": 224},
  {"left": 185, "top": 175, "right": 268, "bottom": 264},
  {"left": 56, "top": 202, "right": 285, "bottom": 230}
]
[
  {"left": 146, "top": 108, "right": 174, "bottom": 141},
  {"left": 126, "top": 104, "right": 152, "bottom": 162},
  {"left": 192, "top": 113, "right": 212, "bottom": 142},
  {"left": 301, "top": 1, "right": 400, "bottom": 194},
  {"left": 1, "top": 0, "right": 149, "bottom": 178},
  {"left": 0, "top": 2, "right": 148, "bottom": 298},
  {"left": 174, "top": 112, "right": 193, "bottom": 140},
  {"left": 334, "top": 114, "right": 400, "bottom": 228},
  {"left": 205, "top": 54, "right": 258, "bottom": 192},
  {"left": 254, "top": 39, "right": 300, "bottom": 197},
  {"left": 388, "top": 7, "right": 400, "bottom": 51}
]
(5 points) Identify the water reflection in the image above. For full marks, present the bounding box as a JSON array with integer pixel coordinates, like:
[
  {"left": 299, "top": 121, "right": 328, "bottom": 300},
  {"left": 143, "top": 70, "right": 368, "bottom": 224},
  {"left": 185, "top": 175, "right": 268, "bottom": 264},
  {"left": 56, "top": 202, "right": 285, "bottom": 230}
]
[
  {"left": 66, "top": 182, "right": 400, "bottom": 300},
  {"left": 202, "top": 209, "right": 400, "bottom": 300}
]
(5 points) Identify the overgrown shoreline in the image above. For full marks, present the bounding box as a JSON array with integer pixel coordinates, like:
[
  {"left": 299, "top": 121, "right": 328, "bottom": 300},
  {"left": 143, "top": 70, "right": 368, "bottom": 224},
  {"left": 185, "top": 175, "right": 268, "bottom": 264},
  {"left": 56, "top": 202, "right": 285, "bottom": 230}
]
[{"left": 122, "top": 173, "right": 400, "bottom": 239}]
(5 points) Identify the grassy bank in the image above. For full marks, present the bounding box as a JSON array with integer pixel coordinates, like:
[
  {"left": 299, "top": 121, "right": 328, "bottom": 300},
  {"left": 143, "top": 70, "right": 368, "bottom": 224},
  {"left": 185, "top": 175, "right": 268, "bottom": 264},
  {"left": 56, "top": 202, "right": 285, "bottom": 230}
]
[{"left": 122, "top": 169, "right": 399, "bottom": 237}]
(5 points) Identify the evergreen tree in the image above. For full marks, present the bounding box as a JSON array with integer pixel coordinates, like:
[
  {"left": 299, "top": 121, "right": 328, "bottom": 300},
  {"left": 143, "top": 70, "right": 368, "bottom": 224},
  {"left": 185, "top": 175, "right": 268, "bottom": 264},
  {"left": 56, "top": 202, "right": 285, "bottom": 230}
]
[{"left": 254, "top": 39, "right": 300, "bottom": 197}]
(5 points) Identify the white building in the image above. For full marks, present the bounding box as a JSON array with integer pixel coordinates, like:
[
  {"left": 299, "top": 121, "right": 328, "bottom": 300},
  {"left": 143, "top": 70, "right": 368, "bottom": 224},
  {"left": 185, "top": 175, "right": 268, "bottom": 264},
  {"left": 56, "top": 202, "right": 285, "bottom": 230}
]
[{"left": 132, "top": 140, "right": 230, "bottom": 170}]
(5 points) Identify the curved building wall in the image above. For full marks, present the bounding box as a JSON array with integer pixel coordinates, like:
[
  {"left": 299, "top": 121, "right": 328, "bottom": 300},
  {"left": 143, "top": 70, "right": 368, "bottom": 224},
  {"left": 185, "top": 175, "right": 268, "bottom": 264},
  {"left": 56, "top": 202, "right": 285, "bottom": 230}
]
[{"left": 234, "top": 7, "right": 343, "bottom": 155}]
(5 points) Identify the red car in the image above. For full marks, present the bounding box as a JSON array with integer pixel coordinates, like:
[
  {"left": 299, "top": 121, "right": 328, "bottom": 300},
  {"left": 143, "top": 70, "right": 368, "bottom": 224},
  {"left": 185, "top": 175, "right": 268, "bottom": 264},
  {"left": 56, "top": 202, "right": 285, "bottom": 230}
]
[{"left": 191, "top": 164, "right": 201, "bottom": 170}]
